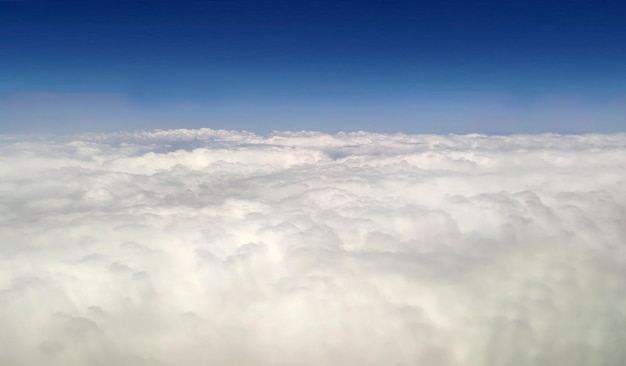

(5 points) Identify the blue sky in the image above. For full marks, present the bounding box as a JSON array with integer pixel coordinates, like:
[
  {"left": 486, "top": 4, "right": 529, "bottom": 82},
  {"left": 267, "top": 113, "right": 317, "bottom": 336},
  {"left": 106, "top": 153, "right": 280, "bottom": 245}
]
[{"left": 1, "top": 0, "right": 625, "bottom": 134}]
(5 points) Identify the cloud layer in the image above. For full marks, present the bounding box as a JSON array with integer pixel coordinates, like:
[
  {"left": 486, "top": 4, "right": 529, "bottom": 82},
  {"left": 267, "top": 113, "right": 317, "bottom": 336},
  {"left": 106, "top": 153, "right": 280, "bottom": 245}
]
[{"left": 1, "top": 129, "right": 626, "bottom": 365}]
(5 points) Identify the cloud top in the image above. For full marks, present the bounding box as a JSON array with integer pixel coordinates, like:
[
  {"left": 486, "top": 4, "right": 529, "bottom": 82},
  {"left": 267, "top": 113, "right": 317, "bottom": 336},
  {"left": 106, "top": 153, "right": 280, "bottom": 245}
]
[{"left": 1, "top": 129, "right": 626, "bottom": 365}]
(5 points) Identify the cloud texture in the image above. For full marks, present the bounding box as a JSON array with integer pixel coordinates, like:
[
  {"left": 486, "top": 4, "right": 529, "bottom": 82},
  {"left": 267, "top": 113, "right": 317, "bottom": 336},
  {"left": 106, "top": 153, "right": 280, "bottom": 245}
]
[{"left": 1, "top": 129, "right": 626, "bottom": 365}]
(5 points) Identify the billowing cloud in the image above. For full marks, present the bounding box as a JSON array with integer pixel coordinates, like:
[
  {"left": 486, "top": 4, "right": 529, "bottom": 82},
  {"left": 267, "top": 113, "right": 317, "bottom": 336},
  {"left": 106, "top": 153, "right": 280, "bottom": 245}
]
[{"left": 1, "top": 129, "right": 626, "bottom": 365}]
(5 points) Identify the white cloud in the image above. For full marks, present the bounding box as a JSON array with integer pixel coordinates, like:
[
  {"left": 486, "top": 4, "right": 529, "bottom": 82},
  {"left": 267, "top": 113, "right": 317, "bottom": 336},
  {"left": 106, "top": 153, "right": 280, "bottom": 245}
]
[{"left": 1, "top": 129, "right": 626, "bottom": 365}]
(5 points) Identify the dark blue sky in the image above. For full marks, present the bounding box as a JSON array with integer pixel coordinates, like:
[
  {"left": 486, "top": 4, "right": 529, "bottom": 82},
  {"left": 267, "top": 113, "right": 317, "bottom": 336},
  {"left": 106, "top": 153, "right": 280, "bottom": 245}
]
[{"left": 1, "top": 0, "right": 625, "bottom": 133}]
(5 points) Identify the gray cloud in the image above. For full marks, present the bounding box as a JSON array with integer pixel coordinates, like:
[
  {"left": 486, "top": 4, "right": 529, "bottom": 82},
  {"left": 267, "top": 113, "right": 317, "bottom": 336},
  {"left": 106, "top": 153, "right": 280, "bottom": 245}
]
[{"left": 1, "top": 129, "right": 626, "bottom": 365}]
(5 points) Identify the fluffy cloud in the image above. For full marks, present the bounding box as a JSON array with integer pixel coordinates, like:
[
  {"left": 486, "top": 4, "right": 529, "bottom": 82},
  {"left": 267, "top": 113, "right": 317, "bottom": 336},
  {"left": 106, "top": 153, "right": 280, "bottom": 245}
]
[{"left": 1, "top": 129, "right": 626, "bottom": 365}]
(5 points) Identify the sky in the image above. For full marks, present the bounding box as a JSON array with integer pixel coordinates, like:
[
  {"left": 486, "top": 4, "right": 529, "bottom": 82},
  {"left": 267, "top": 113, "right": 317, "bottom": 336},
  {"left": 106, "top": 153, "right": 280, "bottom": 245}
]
[
  {"left": 0, "top": 0, "right": 625, "bottom": 133},
  {"left": 2, "top": 129, "right": 626, "bottom": 365}
]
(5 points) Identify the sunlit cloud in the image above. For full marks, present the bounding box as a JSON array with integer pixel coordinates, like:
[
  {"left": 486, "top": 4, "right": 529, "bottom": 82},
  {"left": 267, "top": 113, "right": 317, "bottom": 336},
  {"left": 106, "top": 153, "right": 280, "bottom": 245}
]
[{"left": 1, "top": 129, "right": 626, "bottom": 365}]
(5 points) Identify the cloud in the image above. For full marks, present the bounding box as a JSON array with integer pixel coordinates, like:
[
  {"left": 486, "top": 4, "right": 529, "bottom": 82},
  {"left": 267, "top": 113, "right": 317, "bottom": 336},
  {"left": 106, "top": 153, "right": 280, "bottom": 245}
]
[{"left": 1, "top": 129, "right": 626, "bottom": 365}]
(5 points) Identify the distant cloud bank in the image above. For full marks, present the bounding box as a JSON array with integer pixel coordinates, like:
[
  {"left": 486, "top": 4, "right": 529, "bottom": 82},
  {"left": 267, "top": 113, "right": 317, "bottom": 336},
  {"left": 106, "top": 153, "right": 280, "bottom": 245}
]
[{"left": 1, "top": 129, "right": 626, "bottom": 365}]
